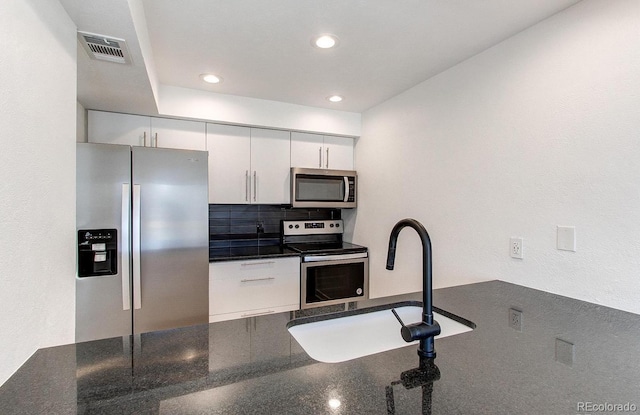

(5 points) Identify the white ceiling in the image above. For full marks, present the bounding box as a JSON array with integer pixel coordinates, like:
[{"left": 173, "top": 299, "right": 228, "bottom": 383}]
[{"left": 60, "top": 0, "right": 582, "bottom": 115}]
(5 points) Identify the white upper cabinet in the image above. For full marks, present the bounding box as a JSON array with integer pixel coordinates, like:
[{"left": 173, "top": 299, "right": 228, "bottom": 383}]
[
  {"left": 291, "top": 132, "right": 354, "bottom": 171},
  {"left": 323, "top": 135, "right": 355, "bottom": 171},
  {"left": 149, "top": 117, "right": 206, "bottom": 151},
  {"left": 250, "top": 128, "right": 291, "bottom": 204},
  {"left": 206, "top": 123, "right": 251, "bottom": 204},
  {"left": 290, "top": 132, "right": 324, "bottom": 168},
  {"left": 88, "top": 110, "right": 206, "bottom": 151},
  {"left": 206, "top": 123, "right": 291, "bottom": 204},
  {"left": 88, "top": 111, "right": 150, "bottom": 147}
]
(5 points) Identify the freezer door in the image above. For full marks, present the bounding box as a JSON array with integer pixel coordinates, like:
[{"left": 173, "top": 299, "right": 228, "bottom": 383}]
[
  {"left": 132, "top": 147, "right": 209, "bottom": 334},
  {"left": 76, "top": 143, "right": 133, "bottom": 342}
]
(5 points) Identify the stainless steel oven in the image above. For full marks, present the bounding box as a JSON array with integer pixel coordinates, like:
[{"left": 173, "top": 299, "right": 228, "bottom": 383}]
[
  {"left": 282, "top": 219, "right": 368, "bottom": 309},
  {"left": 301, "top": 252, "right": 368, "bottom": 308}
]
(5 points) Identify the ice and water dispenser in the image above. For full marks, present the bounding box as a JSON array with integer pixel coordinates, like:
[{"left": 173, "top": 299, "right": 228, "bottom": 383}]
[{"left": 77, "top": 229, "right": 117, "bottom": 277}]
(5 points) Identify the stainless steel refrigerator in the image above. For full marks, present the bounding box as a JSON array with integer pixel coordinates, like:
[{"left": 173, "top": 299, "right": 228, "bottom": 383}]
[{"left": 76, "top": 143, "right": 209, "bottom": 343}]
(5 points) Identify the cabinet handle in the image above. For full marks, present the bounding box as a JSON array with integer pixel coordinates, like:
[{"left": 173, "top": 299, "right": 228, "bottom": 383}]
[
  {"left": 245, "top": 170, "right": 249, "bottom": 201},
  {"left": 143, "top": 132, "right": 147, "bottom": 147},
  {"left": 326, "top": 147, "right": 330, "bottom": 168},
  {"left": 253, "top": 171, "right": 257, "bottom": 202},
  {"left": 240, "top": 277, "right": 276, "bottom": 283},
  {"left": 154, "top": 132, "right": 158, "bottom": 148},
  {"left": 319, "top": 147, "right": 322, "bottom": 168},
  {"left": 241, "top": 261, "right": 275, "bottom": 266},
  {"left": 241, "top": 310, "right": 276, "bottom": 318}
]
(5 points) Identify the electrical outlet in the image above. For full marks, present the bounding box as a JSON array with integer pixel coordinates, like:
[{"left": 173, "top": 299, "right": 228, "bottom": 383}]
[
  {"left": 510, "top": 237, "right": 523, "bottom": 259},
  {"left": 508, "top": 308, "right": 522, "bottom": 331}
]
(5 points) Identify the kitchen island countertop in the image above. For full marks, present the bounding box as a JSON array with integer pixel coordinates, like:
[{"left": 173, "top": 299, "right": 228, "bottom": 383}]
[{"left": 1, "top": 280, "right": 639, "bottom": 414}]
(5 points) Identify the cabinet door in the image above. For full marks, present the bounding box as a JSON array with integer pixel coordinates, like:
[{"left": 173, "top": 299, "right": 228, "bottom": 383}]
[
  {"left": 88, "top": 111, "right": 150, "bottom": 147},
  {"left": 323, "top": 135, "right": 354, "bottom": 170},
  {"left": 250, "top": 128, "right": 291, "bottom": 204},
  {"left": 150, "top": 118, "right": 206, "bottom": 151},
  {"left": 206, "top": 123, "right": 251, "bottom": 204},
  {"left": 290, "top": 132, "right": 324, "bottom": 168}
]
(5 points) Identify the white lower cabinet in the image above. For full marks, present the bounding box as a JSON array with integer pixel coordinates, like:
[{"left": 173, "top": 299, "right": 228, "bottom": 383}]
[{"left": 209, "top": 256, "right": 300, "bottom": 323}]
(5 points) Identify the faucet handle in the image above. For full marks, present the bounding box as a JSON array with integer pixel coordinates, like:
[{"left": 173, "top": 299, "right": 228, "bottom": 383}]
[
  {"left": 391, "top": 308, "right": 406, "bottom": 327},
  {"left": 391, "top": 309, "right": 414, "bottom": 343},
  {"left": 391, "top": 308, "right": 442, "bottom": 343}
]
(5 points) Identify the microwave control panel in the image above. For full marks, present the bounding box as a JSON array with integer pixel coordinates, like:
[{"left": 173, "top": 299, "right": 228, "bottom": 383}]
[{"left": 347, "top": 177, "right": 356, "bottom": 202}]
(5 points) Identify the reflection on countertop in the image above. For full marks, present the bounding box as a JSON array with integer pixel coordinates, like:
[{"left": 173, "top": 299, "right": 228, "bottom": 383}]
[{"left": 1, "top": 280, "right": 639, "bottom": 414}]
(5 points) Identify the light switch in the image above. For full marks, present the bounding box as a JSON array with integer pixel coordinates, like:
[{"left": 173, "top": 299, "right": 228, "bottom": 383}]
[
  {"left": 557, "top": 226, "right": 576, "bottom": 252},
  {"left": 555, "top": 338, "right": 574, "bottom": 366}
]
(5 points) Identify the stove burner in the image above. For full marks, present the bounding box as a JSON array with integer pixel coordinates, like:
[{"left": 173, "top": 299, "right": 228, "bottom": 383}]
[
  {"left": 287, "top": 242, "right": 367, "bottom": 255},
  {"left": 281, "top": 220, "right": 367, "bottom": 256}
]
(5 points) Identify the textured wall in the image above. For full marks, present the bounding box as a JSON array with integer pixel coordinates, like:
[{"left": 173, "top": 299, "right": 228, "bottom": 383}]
[
  {"left": 351, "top": 0, "right": 640, "bottom": 314},
  {"left": 0, "top": 0, "right": 77, "bottom": 385}
]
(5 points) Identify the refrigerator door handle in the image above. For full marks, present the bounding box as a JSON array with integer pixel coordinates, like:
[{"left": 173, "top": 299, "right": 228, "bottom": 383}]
[
  {"left": 132, "top": 184, "right": 142, "bottom": 310},
  {"left": 121, "top": 184, "right": 131, "bottom": 311}
]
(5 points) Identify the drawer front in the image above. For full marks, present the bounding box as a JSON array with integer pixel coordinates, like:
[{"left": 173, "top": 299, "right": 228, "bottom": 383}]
[{"left": 209, "top": 257, "right": 300, "bottom": 316}]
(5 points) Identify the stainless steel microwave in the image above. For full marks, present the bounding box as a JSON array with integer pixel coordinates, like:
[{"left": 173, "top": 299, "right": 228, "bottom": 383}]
[{"left": 291, "top": 167, "right": 357, "bottom": 208}]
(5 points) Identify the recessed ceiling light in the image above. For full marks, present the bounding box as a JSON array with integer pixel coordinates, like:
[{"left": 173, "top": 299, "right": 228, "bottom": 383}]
[
  {"left": 327, "top": 95, "right": 343, "bottom": 103},
  {"left": 200, "top": 73, "right": 222, "bottom": 84},
  {"left": 313, "top": 34, "right": 339, "bottom": 49}
]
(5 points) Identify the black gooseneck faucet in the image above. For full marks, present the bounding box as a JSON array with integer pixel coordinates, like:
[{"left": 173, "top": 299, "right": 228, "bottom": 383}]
[{"left": 386, "top": 218, "right": 441, "bottom": 359}]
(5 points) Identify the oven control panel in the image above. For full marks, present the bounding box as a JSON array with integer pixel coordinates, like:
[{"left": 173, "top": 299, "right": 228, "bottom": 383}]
[{"left": 282, "top": 220, "right": 343, "bottom": 236}]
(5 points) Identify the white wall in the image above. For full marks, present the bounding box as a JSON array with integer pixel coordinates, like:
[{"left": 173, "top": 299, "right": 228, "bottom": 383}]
[
  {"left": 0, "top": 0, "right": 77, "bottom": 386},
  {"left": 352, "top": 0, "right": 640, "bottom": 314},
  {"left": 158, "top": 85, "right": 362, "bottom": 137},
  {"left": 77, "top": 101, "right": 87, "bottom": 142}
]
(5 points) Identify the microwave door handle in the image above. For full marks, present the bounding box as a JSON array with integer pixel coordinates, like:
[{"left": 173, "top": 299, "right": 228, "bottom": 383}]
[{"left": 343, "top": 176, "right": 349, "bottom": 202}]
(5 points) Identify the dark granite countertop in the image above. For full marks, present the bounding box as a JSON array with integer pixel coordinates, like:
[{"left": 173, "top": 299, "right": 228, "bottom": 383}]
[
  {"left": 1, "top": 280, "right": 639, "bottom": 414},
  {"left": 209, "top": 246, "right": 300, "bottom": 262}
]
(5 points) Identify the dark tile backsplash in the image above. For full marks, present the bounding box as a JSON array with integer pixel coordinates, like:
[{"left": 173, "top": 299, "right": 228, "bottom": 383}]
[{"left": 209, "top": 204, "right": 340, "bottom": 258}]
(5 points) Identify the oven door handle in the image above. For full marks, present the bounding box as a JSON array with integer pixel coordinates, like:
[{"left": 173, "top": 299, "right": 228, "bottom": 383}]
[{"left": 303, "top": 252, "right": 368, "bottom": 262}]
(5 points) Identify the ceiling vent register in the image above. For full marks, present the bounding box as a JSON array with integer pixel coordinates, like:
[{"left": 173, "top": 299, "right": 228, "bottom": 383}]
[{"left": 78, "top": 31, "right": 131, "bottom": 64}]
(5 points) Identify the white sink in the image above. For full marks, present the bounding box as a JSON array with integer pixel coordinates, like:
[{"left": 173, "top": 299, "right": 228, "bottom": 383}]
[{"left": 288, "top": 304, "right": 473, "bottom": 363}]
